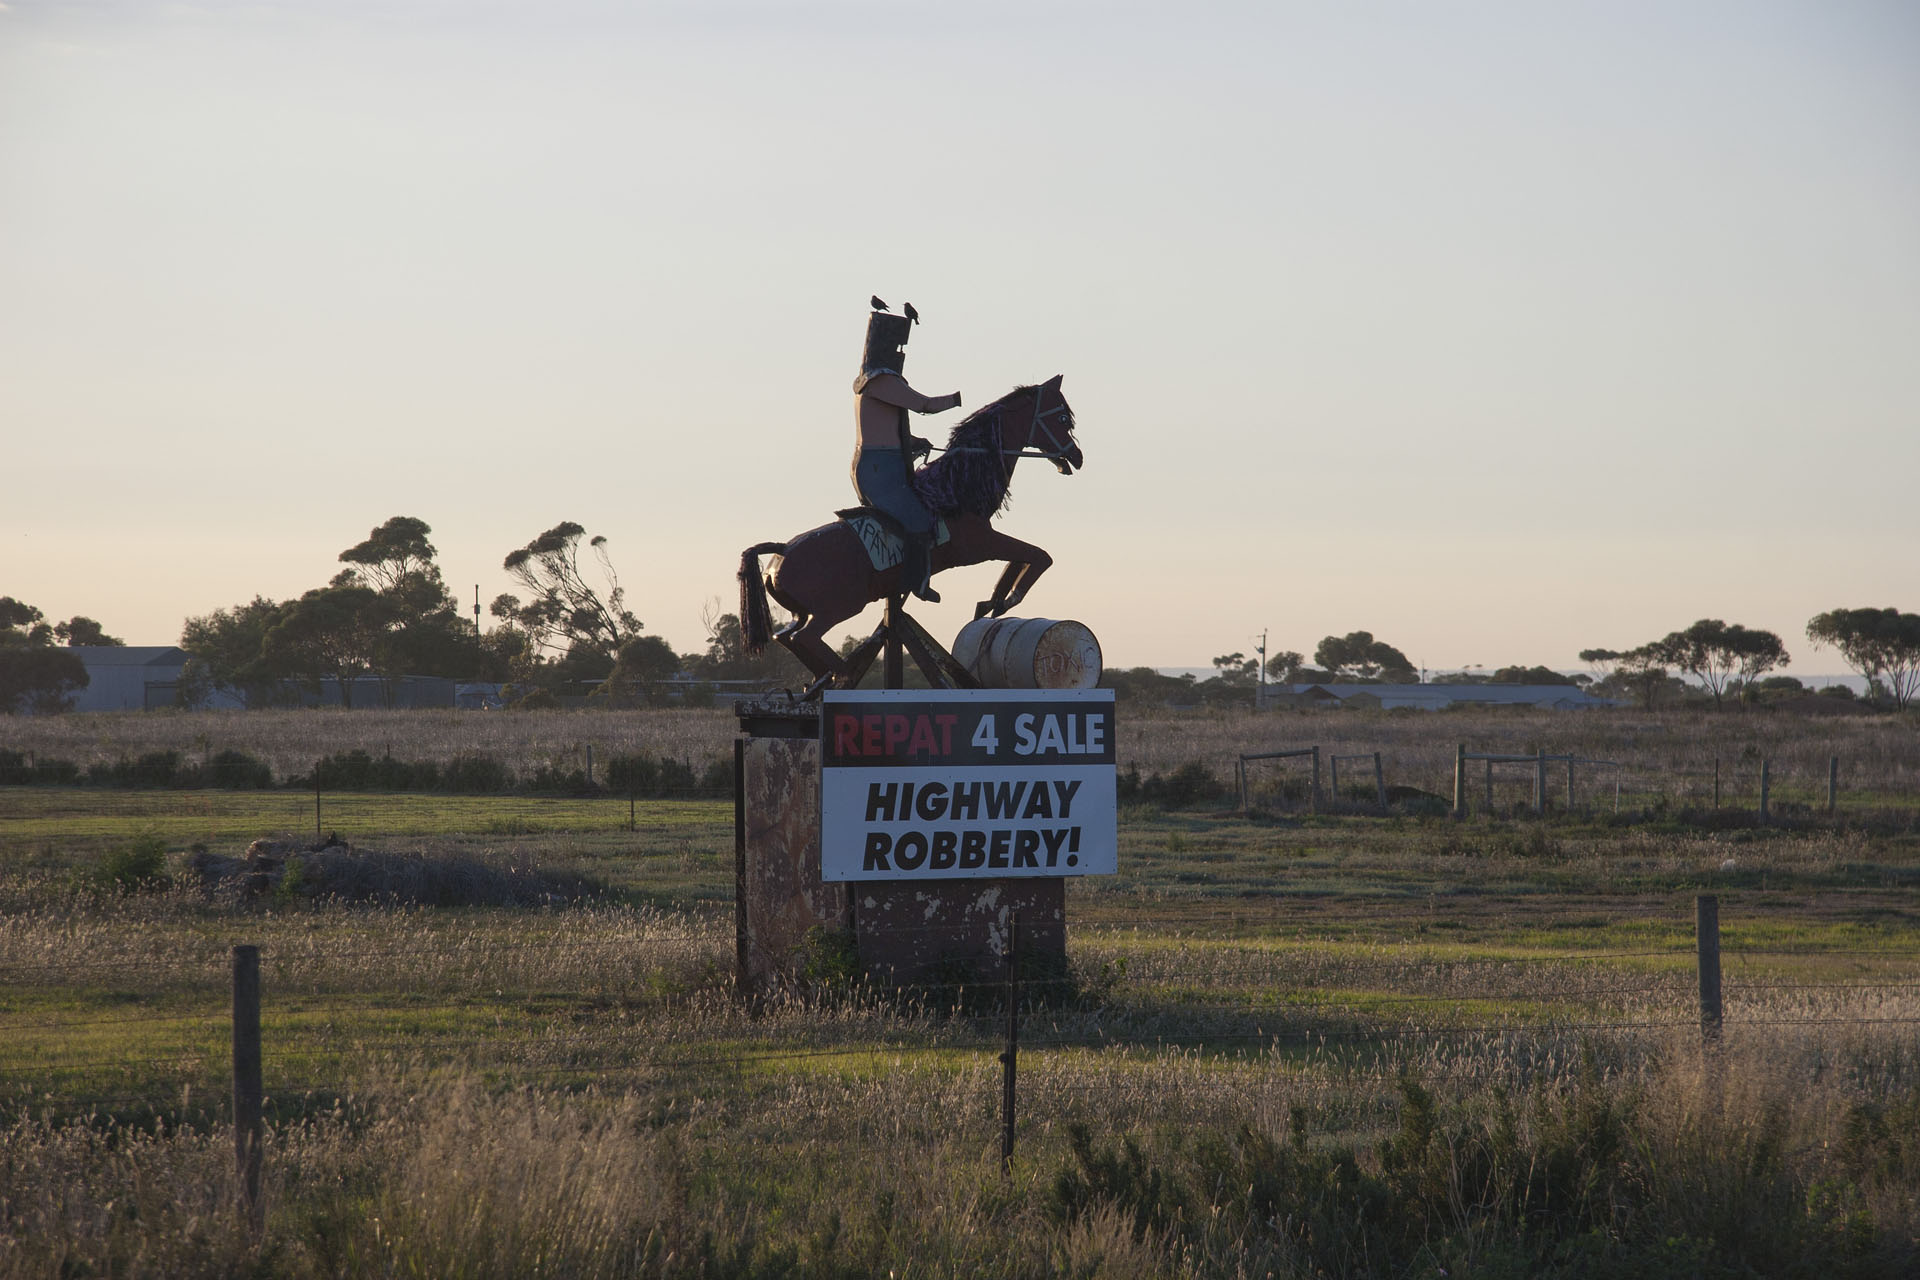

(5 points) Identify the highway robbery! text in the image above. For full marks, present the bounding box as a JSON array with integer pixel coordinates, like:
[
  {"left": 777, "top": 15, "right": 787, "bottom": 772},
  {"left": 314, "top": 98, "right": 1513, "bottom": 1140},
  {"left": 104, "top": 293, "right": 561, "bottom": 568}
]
[{"left": 819, "top": 689, "right": 1118, "bottom": 882}]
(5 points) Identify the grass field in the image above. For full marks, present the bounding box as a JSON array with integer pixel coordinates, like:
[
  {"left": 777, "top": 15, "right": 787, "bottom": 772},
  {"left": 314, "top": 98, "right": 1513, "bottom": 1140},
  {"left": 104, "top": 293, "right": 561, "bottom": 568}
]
[{"left": 3, "top": 704, "right": 1919, "bottom": 1276}]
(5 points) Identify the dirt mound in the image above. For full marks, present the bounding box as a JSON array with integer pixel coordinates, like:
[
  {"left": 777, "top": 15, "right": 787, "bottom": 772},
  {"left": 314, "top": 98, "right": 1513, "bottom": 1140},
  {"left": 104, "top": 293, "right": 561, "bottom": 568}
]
[{"left": 185, "top": 836, "right": 599, "bottom": 906}]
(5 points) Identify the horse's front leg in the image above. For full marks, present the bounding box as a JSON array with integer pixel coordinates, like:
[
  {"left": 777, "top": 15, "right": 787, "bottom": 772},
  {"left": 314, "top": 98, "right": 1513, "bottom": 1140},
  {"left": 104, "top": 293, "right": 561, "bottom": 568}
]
[{"left": 968, "top": 532, "right": 1053, "bottom": 619}]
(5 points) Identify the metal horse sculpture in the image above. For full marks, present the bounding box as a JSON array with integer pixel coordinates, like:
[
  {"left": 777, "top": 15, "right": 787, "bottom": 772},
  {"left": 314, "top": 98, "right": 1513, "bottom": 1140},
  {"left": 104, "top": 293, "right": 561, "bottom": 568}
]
[{"left": 740, "top": 375, "right": 1082, "bottom": 684}]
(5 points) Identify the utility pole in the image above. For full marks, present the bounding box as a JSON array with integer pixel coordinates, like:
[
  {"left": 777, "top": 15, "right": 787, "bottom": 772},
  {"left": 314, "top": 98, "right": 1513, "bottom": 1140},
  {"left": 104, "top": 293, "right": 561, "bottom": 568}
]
[
  {"left": 473, "top": 584, "right": 481, "bottom": 636},
  {"left": 1255, "top": 629, "right": 1268, "bottom": 711}
]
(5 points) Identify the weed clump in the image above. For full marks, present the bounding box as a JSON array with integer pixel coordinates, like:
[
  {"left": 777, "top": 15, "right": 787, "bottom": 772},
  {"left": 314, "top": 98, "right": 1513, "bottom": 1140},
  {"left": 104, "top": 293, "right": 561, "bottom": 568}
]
[
  {"left": 1117, "top": 761, "right": 1229, "bottom": 811},
  {"left": 0, "top": 748, "right": 79, "bottom": 785},
  {"left": 80, "top": 832, "right": 172, "bottom": 894}
]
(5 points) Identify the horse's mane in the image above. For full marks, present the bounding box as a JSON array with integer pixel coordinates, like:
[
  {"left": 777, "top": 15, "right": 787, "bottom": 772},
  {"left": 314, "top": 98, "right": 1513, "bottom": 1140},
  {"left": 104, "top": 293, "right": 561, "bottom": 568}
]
[{"left": 911, "top": 385, "right": 1035, "bottom": 519}]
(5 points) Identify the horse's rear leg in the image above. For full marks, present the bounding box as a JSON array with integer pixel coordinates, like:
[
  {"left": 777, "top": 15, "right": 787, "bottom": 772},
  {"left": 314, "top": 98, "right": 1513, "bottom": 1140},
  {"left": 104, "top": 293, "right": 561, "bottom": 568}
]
[{"left": 776, "top": 614, "right": 849, "bottom": 683}]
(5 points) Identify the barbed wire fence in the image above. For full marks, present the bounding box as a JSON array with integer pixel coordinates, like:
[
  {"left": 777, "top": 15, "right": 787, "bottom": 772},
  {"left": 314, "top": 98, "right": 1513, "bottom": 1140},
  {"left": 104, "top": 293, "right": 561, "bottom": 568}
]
[
  {"left": 1235, "top": 742, "right": 1903, "bottom": 822},
  {"left": 8, "top": 894, "right": 1920, "bottom": 1215}
]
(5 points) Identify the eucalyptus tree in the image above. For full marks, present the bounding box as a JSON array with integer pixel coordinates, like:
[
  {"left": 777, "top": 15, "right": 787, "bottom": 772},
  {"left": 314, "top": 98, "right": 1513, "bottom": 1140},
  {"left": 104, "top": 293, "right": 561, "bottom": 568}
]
[{"left": 1807, "top": 607, "right": 1920, "bottom": 709}]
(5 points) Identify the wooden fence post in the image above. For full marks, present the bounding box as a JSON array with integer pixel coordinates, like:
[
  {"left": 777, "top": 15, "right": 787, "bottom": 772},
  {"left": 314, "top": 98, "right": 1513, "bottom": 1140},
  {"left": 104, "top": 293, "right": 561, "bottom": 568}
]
[
  {"left": 1373, "top": 752, "right": 1386, "bottom": 809},
  {"left": 232, "top": 945, "right": 264, "bottom": 1236},
  {"left": 1533, "top": 747, "right": 1546, "bottom": 815},
  {"left": 1453, "top": 745, "right": 1466, "bottom": 819},
  {"left": 1236, "top": 757, "right": 1247, "bottom": 813},
  {"left": 1828, "top": 757, "right": 1838, "bottom": 816},
  {"left": 1310, "top": 747, "right": 1321, "bottom": 815},
  {"left": 1696, "top": 895, "right": 1722, "bottom": 1051},
  {"left": 1328, "top": 754, "right": 1340, "bottom": 806},
  {"left": 1566, "top": 756, "right": 1576, "bottom": 809},
  {"left": 1759, "top": 759, "right": 1771, "bottom": 824}
]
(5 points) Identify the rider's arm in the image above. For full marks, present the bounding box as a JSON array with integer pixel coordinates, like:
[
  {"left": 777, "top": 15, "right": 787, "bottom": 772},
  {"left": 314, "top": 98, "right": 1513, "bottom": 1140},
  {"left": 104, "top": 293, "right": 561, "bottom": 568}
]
[{"left": 862, "top": 373, "right": 961, "bottom": 415}]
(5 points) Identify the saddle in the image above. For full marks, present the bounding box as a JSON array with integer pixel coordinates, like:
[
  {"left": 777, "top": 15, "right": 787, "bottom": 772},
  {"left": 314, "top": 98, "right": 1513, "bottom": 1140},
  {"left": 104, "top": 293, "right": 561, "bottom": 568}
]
[{"left": 835, "top": 507, "right": 951, "bottom": 573}]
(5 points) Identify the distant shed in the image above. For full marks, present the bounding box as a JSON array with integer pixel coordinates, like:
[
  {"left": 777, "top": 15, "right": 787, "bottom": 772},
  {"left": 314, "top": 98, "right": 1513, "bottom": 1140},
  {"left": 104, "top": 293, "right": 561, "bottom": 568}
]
[{"left": 67, "top": 647, "right": 197, "bottom": 712}]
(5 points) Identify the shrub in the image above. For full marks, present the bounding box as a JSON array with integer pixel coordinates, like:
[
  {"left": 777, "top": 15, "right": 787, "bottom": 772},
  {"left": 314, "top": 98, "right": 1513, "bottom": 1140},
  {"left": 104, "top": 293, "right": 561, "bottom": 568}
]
[
  {"left": 86, "top": 833, "right": 172, "bottom": 893},
  {"left": 1116, "top": 760, "right": 1228, "bottom": 810},
  {"left": 654, "top": 756, "right": 698, "bottom": 794},
  {"left": 603, "top": 752, "right": 658, "bottom": 795},
  {"left": 0, "top": 748, "right": 79, "bottom": 785},
  {"left": 89, "top": 750, "right": 187, "bottom": 788},
  {"left": 206, "top": 748, "right": 273, "bottom": 789},
  {"left": 699, "top": 755, "right": 734, "bottom": 794},
  {"left": 440, "top": 753, "right": 512, "bottom": 794},
  {"left": 526, "top": 763, "right": 592, "bottom": 794}
]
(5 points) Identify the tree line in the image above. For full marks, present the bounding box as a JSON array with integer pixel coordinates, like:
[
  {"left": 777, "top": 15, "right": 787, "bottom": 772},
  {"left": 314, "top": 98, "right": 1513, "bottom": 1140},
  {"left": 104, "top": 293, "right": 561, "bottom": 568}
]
[
  {"left": 1579, "top": 611, "right": 1920, "bottom": 711},
  {"left": 5, "top": 525, "right": 1918, "bottom": 713},
  {"left": 1, "top": 514, "right": 809, "bottom": 714}
]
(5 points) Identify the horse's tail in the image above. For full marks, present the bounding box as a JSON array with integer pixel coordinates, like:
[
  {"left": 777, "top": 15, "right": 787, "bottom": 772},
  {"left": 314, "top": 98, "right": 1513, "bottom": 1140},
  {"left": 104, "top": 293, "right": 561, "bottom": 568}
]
[{"left": 739, "top": 542, "right": 786, "bottom": 655}]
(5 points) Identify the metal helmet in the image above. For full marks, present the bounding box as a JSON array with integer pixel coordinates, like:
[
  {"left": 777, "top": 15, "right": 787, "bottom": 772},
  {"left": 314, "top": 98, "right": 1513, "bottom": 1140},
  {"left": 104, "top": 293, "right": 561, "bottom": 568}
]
[{"left": 860, "top": 309, "right": 912, "bottom": 379}]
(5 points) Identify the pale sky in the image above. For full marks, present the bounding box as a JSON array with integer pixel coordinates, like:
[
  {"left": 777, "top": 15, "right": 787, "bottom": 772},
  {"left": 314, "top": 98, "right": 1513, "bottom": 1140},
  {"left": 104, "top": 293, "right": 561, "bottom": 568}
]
[{"left": 3, "top": 1, "right": 1915, "bottom": 673}]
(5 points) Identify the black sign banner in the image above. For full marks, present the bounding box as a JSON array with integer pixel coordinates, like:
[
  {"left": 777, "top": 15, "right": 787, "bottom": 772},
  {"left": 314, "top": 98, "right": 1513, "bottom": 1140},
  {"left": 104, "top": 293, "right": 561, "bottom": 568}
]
[{"left": 820, "top": 689, "right": 1118, "bottom": 882}]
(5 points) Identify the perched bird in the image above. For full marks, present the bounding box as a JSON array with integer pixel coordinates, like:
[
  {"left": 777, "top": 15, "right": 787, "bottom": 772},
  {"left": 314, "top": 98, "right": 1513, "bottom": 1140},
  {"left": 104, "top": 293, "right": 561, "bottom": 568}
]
[
  {"left": 903, "top": 302, "right": 919, "bottom": 325},
  {"left": 870, "top": 295, "right": 889, "bottom": 312}
]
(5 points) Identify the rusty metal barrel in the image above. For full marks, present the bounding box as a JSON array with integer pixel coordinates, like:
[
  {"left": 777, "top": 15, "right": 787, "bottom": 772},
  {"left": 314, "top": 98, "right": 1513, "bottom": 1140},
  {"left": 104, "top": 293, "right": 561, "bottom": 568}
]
[{"left": 952, "top": 617, "right": 1103, "bottom": 690}]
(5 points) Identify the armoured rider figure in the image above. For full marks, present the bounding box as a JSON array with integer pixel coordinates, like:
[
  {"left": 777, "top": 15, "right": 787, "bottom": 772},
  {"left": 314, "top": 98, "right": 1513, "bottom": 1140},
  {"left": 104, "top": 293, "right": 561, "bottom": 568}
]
[{"left": 852, "top": 304, "right": 961, "bottom": 604}]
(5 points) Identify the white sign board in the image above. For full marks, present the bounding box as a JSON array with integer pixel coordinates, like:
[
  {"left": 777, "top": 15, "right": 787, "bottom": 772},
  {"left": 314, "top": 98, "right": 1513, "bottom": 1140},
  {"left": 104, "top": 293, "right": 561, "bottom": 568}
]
[{"left": 819, "top": 689, "right": 1118, "bottom": 882}]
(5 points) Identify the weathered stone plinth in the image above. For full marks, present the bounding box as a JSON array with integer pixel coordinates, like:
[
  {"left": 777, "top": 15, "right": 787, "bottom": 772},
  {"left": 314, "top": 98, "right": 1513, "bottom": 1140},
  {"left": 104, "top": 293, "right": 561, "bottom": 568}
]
[{"left": 734, "top": 698, "right": 1066, "bottom": 994}]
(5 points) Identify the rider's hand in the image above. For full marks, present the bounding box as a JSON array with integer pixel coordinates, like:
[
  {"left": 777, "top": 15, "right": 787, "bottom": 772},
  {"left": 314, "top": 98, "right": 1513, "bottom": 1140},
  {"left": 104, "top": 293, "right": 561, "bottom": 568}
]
[{"left": 908, "top": 433, "right": 933, "bottom": 461}]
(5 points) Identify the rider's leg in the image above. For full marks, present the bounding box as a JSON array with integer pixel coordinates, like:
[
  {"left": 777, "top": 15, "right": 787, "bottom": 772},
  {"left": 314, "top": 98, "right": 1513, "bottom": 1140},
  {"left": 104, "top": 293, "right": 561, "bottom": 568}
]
[
  {"left": 903, "top": 537, "right": 939, "bottom": 604},
  {"left": 854, "top": 446, "right": 941, "bottom": 603}
]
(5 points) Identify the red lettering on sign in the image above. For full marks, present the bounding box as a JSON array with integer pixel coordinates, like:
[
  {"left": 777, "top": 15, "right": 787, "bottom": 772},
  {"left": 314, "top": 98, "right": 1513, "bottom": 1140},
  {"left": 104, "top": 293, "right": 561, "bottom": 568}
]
[
  {"left": 862, "top": 715, "right": 882, "bottom": 755},
  {"left": 884, "top": 715, "right": 910, "bottom": 754},
  {"left": 833, "top": 715, "right": 860, "bottom": 757},
  {"left": 936, "top": 714, "right": 957, "bottom": 754},
  {"left": 907, "top": 716, "right": 938, "bottom": 756}
]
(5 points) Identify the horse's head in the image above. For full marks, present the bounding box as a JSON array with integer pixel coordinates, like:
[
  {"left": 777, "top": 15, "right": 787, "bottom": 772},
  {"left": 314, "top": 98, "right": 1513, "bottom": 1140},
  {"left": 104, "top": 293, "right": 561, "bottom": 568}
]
[{"left": 1023, "top": 374, "right": 1082, "bottom": 475}]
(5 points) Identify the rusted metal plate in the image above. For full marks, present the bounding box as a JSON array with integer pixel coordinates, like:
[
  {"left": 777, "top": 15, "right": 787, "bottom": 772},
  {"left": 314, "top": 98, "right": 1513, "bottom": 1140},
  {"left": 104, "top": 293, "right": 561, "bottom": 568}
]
[
  {"left": 737, "top": 734, "right": 848, "bottom": 994},
  {"left": 852, "top": 877, "right": 1065, "bottom": 986}
]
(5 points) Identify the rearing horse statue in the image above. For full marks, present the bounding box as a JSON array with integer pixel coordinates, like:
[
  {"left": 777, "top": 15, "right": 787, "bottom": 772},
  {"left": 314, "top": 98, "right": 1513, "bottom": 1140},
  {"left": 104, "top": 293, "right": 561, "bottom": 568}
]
[{"left": 740, "top": 376, "right": 1082, "bottom": 683}]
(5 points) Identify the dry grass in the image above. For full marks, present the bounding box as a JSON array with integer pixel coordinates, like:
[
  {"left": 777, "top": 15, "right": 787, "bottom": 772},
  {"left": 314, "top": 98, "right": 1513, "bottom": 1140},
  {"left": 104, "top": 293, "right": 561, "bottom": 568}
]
[
  {"left": 3, "top": 702, "right": 1919, "bottom": 1274},
  {"left": 4, "top": 702, "right": 1915, "bottom": 815}
]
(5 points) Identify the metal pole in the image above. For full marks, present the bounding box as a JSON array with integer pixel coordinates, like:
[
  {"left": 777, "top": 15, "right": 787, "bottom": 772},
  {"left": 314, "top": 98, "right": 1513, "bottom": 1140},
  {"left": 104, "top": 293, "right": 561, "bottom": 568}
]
[
  {"left": 883, "top": 598, "right": 905, "bottom": 689},
  {"left": 232, "top": 945, "right": 263, "bottom": 1237},
  {"left": 1328, "top": 755, "right": 1339, "bottom": 805},
  {"left": 1828, "top": 757, "right": 1838, "bottom": 816},
  {"left": 1713, "top": 756, "right": 1720, "bottom": 809},
  {"left": 1000, "top": 913, "right": 1019, "bottom": 1173},
  {"left": 314, "top": 762, "right": 322, "bottom": 840},
  {"left": 1533, "top": 747, "right": 1546, "bottom": 815},
  {"left": 1759, "top": 759, "right": 1771, "bottom": 824},
  {"left": 1310, "top": 747, "right": 1321, "bottom": 815},
  {"left": 1566, "top": 756, "right": 1576, "bottom": 809},
  {"left": 1373, "top": 752, "right": 1386, "bottom": 808}
]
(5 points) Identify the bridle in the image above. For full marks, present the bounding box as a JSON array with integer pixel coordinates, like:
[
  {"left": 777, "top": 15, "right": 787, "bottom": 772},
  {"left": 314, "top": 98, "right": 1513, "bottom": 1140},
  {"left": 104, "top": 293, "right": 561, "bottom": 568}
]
[
  {"left": 929, "top": 387, "right": 1076, "bottom": 471},
  {"left": 1020, "top": 391, "right": 1076, "bottom": 465}
]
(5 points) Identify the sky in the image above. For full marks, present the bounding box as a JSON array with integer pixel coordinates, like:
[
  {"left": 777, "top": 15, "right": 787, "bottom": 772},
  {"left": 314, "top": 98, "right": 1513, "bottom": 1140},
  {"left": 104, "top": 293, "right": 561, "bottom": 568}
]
[{"left": 3, "top": 0, "right": 1916, "bottom": 675}]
